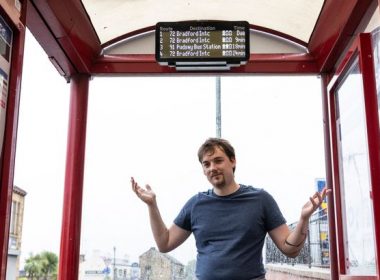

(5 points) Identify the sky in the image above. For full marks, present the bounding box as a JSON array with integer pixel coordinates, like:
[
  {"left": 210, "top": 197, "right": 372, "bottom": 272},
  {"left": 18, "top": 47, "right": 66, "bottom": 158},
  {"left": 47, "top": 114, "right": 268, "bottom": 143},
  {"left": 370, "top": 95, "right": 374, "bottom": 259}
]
[{"left": 14, "top": 30, "right": 326, "bottom": 267}]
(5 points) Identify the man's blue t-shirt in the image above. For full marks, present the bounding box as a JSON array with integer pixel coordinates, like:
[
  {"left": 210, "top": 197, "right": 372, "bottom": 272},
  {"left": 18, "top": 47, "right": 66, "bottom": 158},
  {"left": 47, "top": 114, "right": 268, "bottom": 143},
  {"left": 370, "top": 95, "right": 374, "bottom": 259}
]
[{"left": 174, "top": 185, "right": 286, "bottom": 280}]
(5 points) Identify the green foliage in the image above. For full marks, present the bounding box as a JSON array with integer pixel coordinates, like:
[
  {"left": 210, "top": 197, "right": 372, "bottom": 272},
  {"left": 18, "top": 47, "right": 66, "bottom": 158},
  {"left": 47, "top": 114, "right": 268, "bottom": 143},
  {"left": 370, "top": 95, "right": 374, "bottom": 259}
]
[{"left": 24, "top": 251, "right": 58, "bottom": 280}]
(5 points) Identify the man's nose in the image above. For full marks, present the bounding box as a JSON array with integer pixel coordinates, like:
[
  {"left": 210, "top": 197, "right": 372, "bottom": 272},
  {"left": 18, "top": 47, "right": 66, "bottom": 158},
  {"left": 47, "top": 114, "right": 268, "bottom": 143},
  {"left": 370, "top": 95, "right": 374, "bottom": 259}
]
[{"left": 209, "top": 162, "right": 217, "bottom": 171}]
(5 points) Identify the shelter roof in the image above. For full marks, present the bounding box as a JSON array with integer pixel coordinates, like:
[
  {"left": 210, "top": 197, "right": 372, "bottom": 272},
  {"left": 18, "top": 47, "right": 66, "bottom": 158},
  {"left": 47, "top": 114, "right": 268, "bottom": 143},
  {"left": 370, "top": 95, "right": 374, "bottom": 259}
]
[{"left": 25, "top": 0, "right": 378, "bottom": 78}]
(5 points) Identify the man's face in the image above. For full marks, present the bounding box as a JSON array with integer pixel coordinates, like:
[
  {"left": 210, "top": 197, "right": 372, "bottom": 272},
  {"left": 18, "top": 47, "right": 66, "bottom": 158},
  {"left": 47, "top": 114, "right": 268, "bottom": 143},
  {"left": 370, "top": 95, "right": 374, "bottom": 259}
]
[{"left": 201, "top": 146, "right": 235, "bottom": 189}]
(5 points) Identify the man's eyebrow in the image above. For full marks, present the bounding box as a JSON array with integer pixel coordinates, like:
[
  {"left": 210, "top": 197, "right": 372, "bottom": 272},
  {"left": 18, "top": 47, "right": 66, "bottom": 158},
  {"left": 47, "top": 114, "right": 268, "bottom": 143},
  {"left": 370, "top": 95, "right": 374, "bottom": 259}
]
[
  {"left": 214, "top": 156, "right": 224, "bottom": 160},
  {"left": 212, "top": 156, "right": 224, "bottom": 161}
]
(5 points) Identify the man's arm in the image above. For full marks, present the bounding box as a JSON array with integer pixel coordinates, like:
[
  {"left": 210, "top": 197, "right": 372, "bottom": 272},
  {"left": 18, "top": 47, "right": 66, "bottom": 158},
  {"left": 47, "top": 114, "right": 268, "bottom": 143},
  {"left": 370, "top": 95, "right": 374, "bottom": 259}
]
[
  {"left": 268, "top": 218, "right": 308, "bottom": 258},
  {"left": 269, "top": 187, "right": 330, "bottom": 258},
  {"left": 147, "top": 202, "right": 191, "bottom": 252},
  {"left": 131, "top": 177, "right": 191, "bottom": 253}
]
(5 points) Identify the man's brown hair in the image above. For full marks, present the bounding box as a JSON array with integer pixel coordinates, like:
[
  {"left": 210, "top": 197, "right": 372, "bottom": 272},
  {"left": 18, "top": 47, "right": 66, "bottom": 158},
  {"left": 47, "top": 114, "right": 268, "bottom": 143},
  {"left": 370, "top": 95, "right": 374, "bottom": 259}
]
[{"left": 198, "top": 138, "right": 236, "bottom": 172}]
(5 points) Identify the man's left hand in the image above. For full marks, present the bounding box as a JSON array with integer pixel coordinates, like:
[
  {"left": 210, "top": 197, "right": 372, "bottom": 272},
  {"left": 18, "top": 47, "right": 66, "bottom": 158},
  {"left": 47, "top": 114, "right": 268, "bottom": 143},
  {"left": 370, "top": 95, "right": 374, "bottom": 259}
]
[{"left": 301, "top": 187, "right": 331, "bottom": 220}]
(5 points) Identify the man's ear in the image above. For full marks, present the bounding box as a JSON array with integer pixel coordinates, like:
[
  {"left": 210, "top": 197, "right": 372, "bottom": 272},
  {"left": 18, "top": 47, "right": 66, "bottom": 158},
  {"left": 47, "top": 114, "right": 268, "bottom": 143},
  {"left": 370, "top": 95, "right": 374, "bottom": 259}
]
[{"left": 231, "top": 157, "right": 236, "bottom": 168}]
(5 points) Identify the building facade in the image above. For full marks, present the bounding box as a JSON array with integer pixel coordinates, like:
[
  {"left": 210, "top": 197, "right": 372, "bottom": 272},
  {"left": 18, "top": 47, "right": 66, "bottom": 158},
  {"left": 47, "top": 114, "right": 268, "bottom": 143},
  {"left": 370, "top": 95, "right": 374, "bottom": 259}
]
[
  {"left": 139, "top": 247, "right": 185, "bottom": 280},
  {"left": 78, "top": 250, "right": 140, "bottom": 280},
  {"left": 7, "top": 186, "right": 27, "bottom": 280}
]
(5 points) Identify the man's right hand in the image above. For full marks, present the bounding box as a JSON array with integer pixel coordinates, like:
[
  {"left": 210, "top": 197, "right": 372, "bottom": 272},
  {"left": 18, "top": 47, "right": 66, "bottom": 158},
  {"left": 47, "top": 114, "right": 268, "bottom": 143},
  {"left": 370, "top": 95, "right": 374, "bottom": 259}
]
[
  {"left": 131, "top": 177, "right": 156, "bottom": 206},
  {"left": 131, "top": 177, "right": 191, "bottom": 253}
]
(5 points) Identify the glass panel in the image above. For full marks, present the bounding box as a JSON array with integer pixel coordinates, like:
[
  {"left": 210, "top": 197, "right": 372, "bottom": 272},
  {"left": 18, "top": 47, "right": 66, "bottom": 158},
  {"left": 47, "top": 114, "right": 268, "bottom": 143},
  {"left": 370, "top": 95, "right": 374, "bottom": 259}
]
[
  {"left": 80, "top": 76, "right": 215, "bottom": 277},
  {"left": 221, "top": 76, "right": 326, "bottom": 224},
  {"left": 80, "top": 75, "right": 326, "bottom": 278},
  {"left": 14, "top": 30, "right": 68, "bottom": 277},
  {"left": 336, "top": 57, "right": 376, "bottom": 275},
  {"left": 10, "top": 201, "right": 17, "bottom": 235},
  {"left": 223, "top": 76, "right": 328, "bottom": 272},
  {"left": 81, "top": 0, "right": 324, "bottom": 44},
  {"left": 371, "top": 27, "right": 380, "bottom": 126}
]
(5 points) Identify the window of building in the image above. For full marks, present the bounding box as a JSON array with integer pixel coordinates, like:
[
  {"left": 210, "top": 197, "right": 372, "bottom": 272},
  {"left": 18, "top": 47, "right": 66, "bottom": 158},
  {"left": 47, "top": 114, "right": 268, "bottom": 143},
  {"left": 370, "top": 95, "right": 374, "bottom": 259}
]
[{"left": 10, "top": 201, "right": 19, "bottom": 235}]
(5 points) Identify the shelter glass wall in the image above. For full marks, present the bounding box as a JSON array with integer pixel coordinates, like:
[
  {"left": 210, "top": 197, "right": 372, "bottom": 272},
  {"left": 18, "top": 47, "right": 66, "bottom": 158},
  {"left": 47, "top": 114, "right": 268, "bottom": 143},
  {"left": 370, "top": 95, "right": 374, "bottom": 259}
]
[
  {"left": 335, "top": 58, "right": 376, "bottom": 276},
  {"left": 372, "top": 27, "right": 380, "bottom": 127},
  {"left": 79, "top": 75, "right": 325, "bottom": 278}
]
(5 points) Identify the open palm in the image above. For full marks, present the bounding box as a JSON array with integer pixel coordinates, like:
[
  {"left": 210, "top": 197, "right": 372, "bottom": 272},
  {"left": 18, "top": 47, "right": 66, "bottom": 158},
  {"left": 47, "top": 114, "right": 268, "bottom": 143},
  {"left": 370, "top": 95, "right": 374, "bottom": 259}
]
[
  {"left": 131, "top": 177, "right": 156, "bottom": 205},
  {"left": 301, "top": 187, "right": 329, "bottom": 219}
]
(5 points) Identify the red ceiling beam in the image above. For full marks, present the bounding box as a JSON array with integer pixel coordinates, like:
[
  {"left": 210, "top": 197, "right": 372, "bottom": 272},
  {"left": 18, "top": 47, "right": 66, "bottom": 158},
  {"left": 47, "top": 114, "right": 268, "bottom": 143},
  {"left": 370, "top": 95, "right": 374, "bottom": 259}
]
[
  {"left": 27, "top": 0, "right": 101, "bottom": 77},
  {"left": 309, "top": 0, "right": 377, "bottom": 73},
  {"left": 91, "top": 53, "right": 318, "bottom": 74},
  {"left": 26, "top": 0, "right": 76, "bottom": 80}
]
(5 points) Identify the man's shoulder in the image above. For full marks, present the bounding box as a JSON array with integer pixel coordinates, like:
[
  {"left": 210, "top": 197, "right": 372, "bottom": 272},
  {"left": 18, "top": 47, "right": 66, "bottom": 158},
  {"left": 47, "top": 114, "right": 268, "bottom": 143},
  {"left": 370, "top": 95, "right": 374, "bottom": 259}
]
[
  {"left": 240, "top": 184, "right": 265, "bottom": 194},
  {"left": 238, "top": 184, "right": 275, "bottom": 199},
  {"left": 196, "top": 189, "right": 214, "bottom": 200},
  {"left": 184, "top": 189, "right": 212, "bottom": 204}
]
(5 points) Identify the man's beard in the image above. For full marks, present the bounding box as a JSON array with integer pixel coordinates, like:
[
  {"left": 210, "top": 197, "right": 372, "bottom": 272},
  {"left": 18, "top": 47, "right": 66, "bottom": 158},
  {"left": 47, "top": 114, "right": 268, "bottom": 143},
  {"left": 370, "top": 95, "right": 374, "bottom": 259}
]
[{"left": 210, "top": 174, "right": 226, "bottom": 188}]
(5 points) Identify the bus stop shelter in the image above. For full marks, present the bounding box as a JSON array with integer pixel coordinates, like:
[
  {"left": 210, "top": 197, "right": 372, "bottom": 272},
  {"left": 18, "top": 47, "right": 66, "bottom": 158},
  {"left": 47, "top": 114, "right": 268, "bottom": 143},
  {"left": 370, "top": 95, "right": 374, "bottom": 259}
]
[{"left": 0, "top": 1, "right": 379, "bottom": 279}]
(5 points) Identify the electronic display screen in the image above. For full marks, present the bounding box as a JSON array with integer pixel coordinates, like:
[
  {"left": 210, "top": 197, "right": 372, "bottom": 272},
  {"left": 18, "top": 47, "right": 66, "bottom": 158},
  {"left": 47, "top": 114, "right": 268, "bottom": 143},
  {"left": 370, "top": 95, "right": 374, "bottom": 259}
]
[{"left": 155, "top": 21, "right": 250, "bottom": 66}]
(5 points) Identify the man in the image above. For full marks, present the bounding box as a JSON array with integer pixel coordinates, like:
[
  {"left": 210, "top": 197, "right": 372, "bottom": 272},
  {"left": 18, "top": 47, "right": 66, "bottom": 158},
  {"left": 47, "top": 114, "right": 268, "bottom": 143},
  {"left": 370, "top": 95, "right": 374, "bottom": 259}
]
[{"left": 131, "top": 138, "right": 329, "bottom": 280}]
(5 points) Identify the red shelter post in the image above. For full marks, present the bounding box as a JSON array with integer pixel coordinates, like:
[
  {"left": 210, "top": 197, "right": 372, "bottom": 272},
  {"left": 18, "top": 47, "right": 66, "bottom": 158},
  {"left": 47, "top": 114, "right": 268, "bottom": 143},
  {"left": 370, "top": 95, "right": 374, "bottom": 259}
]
[
  {"left": 0, "top": 6, "right": 26, "bottom": 279},
  {"left": 58, "top": 74, "right": 89, "bottom": 280},
  {"left": 359, "top": 33, "right": 380, "bottom": 277},
  {"left": 321, "top": 74, "right": 339, "bottom": 280}
]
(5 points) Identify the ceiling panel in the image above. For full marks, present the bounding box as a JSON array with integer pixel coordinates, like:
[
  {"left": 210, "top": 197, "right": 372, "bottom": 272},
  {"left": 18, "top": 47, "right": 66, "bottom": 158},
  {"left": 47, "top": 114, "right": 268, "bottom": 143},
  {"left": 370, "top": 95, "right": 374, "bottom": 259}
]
[{"left": 82, "top": 0, "right": 325, "bottom": 45}]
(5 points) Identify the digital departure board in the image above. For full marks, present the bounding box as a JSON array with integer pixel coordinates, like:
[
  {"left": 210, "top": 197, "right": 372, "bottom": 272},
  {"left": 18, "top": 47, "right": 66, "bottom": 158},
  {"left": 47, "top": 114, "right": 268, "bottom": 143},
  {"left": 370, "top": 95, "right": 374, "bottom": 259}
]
[{"left": 155, "top": 21, "right": 250, "bottom": 70}]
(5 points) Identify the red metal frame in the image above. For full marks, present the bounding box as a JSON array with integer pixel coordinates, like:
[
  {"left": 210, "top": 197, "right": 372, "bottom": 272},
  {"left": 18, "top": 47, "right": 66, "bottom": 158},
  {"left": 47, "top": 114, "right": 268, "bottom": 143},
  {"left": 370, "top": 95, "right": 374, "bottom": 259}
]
[
  {"left": 58, "top": 74, "right": 89, "bottom": 280},
  {"left": 358, "top": 33, "right": 380, "bottom": 278},
  {"left": 26, "top": 0, "right": 101, "bottom": 79},
  {"left": 0, "top": 5, "right": 26, "bottom": 279},
  {"left": 91, "top": 53, "right": 319, "bottom": 74},
  {"left": 328, "top": 79, "right": 347, "bottom": 276},
  {"left": 0, "top": 0, "right": 378, "bottom": 278},
  {"left": 321, "top": 74, "right": 339, "bottom": 280},
  {"left": 328, "top": 33, "right": 380, "bottom": 279},
  {"left": 24, "top": 0, "right": 377, "bottom": 76},
  {"left": 25, "top": 1, "right": 76, "bottom": 81},
  {"left": 309, "top": 0, "right": 377, "bottom": 73}
]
